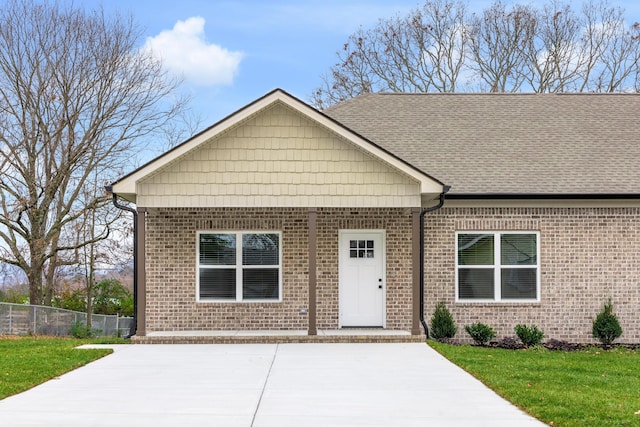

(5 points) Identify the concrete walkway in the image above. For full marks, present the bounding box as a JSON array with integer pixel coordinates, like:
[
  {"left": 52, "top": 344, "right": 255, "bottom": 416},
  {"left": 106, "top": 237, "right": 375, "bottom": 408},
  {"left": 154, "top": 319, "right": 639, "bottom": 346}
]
[{"left": 0, "top": 343, "right": 546, "bottom": 426}]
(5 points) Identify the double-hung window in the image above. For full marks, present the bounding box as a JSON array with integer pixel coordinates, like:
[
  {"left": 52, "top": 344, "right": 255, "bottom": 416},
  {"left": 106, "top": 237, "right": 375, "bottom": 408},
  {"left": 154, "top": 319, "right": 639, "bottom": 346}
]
[
  {"left": 456, "top": 232, "right": 539, "bottom": 302},
  {"left": 197, "top": 232, "right": 281, "bottom": 302}
]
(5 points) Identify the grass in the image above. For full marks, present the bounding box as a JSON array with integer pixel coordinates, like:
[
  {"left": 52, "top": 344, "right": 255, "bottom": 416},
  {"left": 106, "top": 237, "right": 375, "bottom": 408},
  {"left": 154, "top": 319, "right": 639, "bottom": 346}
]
[
  {"left": 429, "top": 341, "right": 640, "bottom": 427},
  {"left": 0, "top": 336, "right": 127, "bottom": 399}
]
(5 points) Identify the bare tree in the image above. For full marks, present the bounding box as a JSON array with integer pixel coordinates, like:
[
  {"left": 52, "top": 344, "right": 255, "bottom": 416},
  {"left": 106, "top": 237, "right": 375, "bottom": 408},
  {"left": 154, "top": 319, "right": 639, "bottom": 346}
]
[
  {"left": 0, "top": 0, "right": 186, "bottom": 305},
  {"left": 581, "top": 2, "right": 640, "bottom": 92},
  {"left": 311, "top": 0, "right": 469, "bottom": 109},
  {"left": 520, "top": 3, "right": 583, "bottom": 92},
  {"left": 70, "top": 169, "right": 113, "bottom": 327},
  {"left": 158, "top": 109, "right": 205, "bottom": 153},
  {"left": 468, "top": 1, "right": 536, "bottom": 92},
  {"left": 312, "top": 0, "right": 640, "bottom": 107},
  {"left": 518, "top": 1, "right": 640, "bottom": 93}
]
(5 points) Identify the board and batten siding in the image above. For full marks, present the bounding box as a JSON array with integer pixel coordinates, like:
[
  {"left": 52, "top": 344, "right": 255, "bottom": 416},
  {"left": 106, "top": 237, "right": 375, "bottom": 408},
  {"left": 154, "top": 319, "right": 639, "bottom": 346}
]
[{"left": 136, "top": 103, "right": 422, "bottom": 208}]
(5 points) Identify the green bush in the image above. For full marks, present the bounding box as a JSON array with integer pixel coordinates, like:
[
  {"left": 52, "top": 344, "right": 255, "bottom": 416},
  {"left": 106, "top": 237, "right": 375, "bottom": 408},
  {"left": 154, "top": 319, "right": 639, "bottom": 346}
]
[
  {"left": 465, "top": 322, "right": 496, "bottom": 346},
  {"left": 0, "top": 286, "right": 29, "bottom": 304},
  {"left": 51, "top": 279, "right": 133, "bottom": 317},
  {"left": 93, "top": 279, "right": 133, "bottom": 317},
  {"left": 52, "top": 286, "right": 86, "bottom": 312},
  {"left": 515, "top": 324, "right": 544, "bottom": 347},
  {"left": 592, "top": 298, "right": 622, "bottom": 346},
  {"left": 430, "top": 301, "right": 457, "bottom": 339},
  {"left": 69, "top": 321, "right": 94, "bottom": 339}
]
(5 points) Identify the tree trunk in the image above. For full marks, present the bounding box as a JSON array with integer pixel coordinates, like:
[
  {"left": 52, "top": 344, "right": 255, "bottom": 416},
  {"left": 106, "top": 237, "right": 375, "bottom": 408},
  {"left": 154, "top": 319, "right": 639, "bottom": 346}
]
[
  {"left": 27, "top": 265, "right": 44, "bottom": 305},
  {"left": 43, "top": 233, "right": 62, "bottom": 306},
  {"left": 86, "top": 280, "right": 93, "bottom": 331},
  {"left": 85, "top": 243, "right": 96, "bottom": 331}
]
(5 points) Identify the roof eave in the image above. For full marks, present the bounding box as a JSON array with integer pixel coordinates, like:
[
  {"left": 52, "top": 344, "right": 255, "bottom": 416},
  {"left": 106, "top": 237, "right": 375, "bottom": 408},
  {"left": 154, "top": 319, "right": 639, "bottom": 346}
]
[{"left": 447, "top": 193, "right": 640, "bottom": 200}]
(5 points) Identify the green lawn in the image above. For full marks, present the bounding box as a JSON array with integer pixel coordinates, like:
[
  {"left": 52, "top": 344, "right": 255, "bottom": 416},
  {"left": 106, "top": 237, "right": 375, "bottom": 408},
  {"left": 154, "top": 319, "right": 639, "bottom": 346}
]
[
  {"left": 0, "top": 336, "right": 123, "bottom": 399},
  {"left": 429, "top": 341, "right": 640, "bottom": 427}
]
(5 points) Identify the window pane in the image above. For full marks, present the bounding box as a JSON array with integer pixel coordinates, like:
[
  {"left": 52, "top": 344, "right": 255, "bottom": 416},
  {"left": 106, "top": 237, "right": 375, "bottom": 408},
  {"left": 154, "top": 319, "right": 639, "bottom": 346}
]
[
  {"left": 458, "top": 234, "right": 494, "bottom": 265},
  {"left": 243, "top": 269, "right": 279, "bottom": 300},
  {"left": 200, "top": 234, "right": 236, "bottom": 265},
  {"left": 501, "top": 268, "right": 537, "bottom": 299},
  {"left": 199, "top": 268, "right": 235, "bottom": 299},
  {"left": 458, "top": 268, "right": 494, "bottom": 299},
  {"left": 501, "top": 234, "right": 537, "bottom": 265},
  {"left": 242, "top": 234, "right": 279, "bottom": 265}
]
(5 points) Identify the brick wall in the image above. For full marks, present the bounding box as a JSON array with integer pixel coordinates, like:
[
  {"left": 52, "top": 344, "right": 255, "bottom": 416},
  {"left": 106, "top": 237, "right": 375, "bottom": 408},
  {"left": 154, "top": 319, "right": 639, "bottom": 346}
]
[
  {"left": 144, "top": 207, "right": 414, "bottom": 332},
  {"left": 316, "top": 208, "right": 414, "bottom": 330},
  {"left": 425, "top": 207, "right": 640, "bottom": 343}
]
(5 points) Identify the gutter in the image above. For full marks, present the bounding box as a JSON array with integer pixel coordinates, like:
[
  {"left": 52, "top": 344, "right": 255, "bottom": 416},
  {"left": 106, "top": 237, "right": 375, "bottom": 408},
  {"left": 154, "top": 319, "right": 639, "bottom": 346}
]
[
  {"left": 446, "top": 193, "right": 640, "bottom": 200},
  {"left": 419, "top": 186, "right": 451, "bottom": 337},
  {"left": 104, "top": 185, "right": 137, "bottom": 338}
]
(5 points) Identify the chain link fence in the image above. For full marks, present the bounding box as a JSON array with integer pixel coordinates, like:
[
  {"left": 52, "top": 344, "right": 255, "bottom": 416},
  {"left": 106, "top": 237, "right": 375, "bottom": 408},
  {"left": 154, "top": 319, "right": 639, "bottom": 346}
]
[{"left": 0, "top": 302, "right": 133, "bottom": 337}]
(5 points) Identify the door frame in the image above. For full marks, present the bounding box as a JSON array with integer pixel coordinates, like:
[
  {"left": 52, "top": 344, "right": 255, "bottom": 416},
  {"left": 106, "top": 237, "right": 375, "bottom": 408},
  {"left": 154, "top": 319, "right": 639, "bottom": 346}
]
[{"left": 338, "top": 229, "right": 386, "bottom": 328}]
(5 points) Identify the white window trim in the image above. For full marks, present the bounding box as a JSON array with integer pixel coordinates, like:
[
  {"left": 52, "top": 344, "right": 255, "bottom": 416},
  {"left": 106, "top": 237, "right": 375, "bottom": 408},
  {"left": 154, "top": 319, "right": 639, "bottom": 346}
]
[
  {"left": 455, "top": 231, "right": 540, "bottom": 303},
  {"left": 196, "top": 231, "right": 283, "bottom": 303}
]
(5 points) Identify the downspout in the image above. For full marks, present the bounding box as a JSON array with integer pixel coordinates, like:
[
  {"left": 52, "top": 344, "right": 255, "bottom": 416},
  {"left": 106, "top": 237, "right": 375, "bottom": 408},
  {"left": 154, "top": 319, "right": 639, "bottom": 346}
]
[
  {"left": 105, "top": 185, "right": 137, "bottom": 338},
  {"left": 419, "top": 186, "right": 450, "bottom": 337}
]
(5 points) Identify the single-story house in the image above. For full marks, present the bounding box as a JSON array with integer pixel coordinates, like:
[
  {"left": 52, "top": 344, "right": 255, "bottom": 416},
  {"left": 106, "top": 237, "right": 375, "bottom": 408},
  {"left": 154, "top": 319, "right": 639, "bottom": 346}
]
[{"left": 109, "top": 89, "right": 640, "bottom": 343}]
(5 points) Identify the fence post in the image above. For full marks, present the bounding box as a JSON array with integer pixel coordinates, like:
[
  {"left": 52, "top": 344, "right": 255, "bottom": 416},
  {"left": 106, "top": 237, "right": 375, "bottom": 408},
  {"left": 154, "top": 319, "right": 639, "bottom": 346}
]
[{"left": 9, "top": 304, "right": 12, "bottom": 334}]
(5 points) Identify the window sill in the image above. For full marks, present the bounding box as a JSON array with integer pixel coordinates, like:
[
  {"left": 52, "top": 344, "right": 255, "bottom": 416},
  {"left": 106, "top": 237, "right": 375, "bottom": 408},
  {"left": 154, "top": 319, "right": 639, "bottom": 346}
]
[
  {"left": 455, "top": 299, "right": 540, "bottom": 305},
  {"left": 196, "top": 299, "right": 283, "bottom": 304}
]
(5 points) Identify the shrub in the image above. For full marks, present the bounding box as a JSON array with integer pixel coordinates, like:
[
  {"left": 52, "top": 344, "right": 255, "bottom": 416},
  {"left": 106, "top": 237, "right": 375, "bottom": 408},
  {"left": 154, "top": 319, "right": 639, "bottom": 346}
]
[
  {"left": 69, "top": 321, "right": 94, "bottom": 339},
  {"left": 0, "top": 286, "right": 29, "bottom": 304},
  {"left": 52, "top": 285, "right": 86, "bottom": 312},
  {"left": 93, "top": 279, "right": 133, "bottom": 317},
  {"left": 430, "top": 301, "right": 457, "bottom": 339},
  {"left": 592, "top": 298, "right": 622, "bottom": 346},
  {"left": 465, "top": 322, "right": 496, "bottom": 346},
  {"left": 515, "top": 324, "right": 544, "bottom": 347}
]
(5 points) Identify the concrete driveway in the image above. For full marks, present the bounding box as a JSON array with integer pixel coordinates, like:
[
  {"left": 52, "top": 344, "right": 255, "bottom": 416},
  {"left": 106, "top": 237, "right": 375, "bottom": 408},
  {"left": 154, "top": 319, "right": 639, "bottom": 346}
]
[{"left": 0, "top": 343, "right": 545, "bottom": 426}]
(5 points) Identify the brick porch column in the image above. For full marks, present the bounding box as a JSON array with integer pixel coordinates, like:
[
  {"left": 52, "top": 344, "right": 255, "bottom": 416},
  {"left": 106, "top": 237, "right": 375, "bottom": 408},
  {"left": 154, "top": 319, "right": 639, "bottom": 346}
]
[
  {"left": 411, "top": 207, "right": 421, "bottom": 335},
  {"left": 308, "top": 207, "right": 317, "bottom": 336},
  {"left": 136, "top": 207, "right": 147, "bottom": 337}
]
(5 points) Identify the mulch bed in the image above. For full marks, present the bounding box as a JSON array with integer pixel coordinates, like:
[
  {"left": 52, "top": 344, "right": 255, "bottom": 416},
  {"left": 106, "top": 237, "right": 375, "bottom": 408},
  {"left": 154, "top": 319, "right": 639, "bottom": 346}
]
[{"left": 435, "top": 337, "right": 640, "bottom": 351}]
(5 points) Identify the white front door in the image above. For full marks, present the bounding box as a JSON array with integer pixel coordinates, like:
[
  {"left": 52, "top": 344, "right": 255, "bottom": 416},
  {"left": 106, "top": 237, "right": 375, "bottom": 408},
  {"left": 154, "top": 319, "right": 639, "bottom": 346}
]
[{"left": 339, "top": 230, "right": 385, "bottom": 327}]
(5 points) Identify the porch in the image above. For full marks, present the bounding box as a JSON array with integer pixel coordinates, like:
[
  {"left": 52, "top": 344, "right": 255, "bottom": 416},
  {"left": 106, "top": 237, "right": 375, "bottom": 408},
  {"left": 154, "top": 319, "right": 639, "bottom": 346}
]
[{"left": 131, "top": 329, "right": 425, "bottom": 344}]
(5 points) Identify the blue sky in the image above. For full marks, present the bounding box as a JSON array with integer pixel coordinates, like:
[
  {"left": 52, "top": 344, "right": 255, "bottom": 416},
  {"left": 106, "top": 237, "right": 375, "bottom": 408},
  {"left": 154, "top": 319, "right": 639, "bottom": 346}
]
[
  {"left": 92, "top": 0, "right": 429, "bottom": 125},
  {"left": 83, "top": 0, "right": 640, "bottom": 127}
]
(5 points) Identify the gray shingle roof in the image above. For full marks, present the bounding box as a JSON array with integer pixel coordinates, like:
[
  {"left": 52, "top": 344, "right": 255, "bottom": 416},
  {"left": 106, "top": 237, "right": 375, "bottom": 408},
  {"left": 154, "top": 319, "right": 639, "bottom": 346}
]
[{"left": 324, "top": 93, "right": 640, "bottom": 196}]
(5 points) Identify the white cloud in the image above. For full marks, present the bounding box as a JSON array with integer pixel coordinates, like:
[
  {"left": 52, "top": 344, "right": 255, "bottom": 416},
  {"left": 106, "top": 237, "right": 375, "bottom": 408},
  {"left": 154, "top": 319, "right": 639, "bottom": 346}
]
[{"left": 144, "top": 17, "right": 243, "bottom": 87}]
